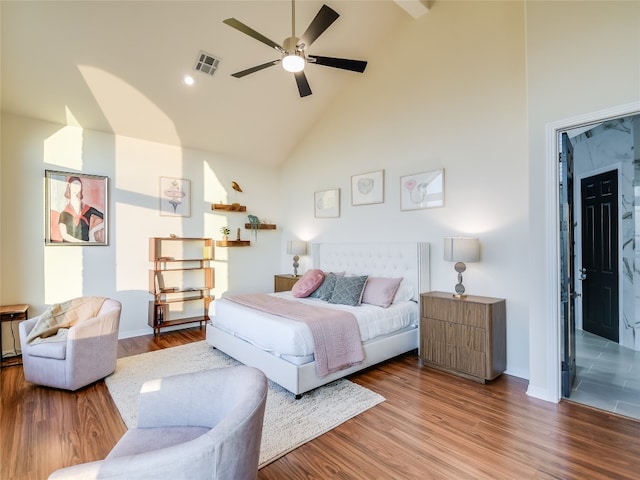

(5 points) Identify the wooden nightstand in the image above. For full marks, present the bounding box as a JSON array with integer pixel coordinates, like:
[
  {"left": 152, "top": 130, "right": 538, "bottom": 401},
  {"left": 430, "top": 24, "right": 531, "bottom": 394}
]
[
  {"left": 420, "top": 291, "right": 506, "bottom": 383},
  {"left": 274, "top": 274, "right": 301, "bottom": 292}
]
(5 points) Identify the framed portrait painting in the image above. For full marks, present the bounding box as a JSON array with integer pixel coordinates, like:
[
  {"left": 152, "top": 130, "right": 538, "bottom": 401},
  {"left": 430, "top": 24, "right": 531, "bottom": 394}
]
[
  {"left": 159, "top": 177, "right": 191, "bottom": 217},
  {"left": 45, "top": 170, "right": 108, "bottom": 245},
  {"left": 314, "top": 188, "right": 340, "bottom": 218},
  {"left": 351, "top": 169, "right": 384, "bottom": 206},
  {"left": 400, "top": 169, "right": 445, "bottom": 211}
]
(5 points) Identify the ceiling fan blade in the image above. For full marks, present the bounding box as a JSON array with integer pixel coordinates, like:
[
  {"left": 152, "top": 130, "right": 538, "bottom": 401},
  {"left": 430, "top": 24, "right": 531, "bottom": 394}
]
[
  {"left": 300, "top": 4, "right": 339, "bottom": 48},
  {"left": 231, "top": 60, "right": 280, "bottom": 78},
  {"left": 294, "top": 71, "right": 312, "bottom": 97},
  {"left": 308, "top": 55, "right": 367, "bottom": 73},
  {"left": 223, "top": 18, "right": 284, "bottom": 53}
]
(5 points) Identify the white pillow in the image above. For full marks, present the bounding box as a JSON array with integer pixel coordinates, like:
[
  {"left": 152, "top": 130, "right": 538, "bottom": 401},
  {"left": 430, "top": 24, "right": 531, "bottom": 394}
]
[{"left": 392, "top": 280, "right": 414, "bottom": 303}]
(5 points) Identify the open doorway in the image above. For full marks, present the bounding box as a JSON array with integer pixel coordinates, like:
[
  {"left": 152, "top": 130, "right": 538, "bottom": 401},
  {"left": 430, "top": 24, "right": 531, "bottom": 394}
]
[{"left": 559, "top": 113, "right": 640, "bottom": 419}]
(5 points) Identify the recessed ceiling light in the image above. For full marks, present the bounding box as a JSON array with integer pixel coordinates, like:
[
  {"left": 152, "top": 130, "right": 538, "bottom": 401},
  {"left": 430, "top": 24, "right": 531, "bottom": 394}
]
[{"left": 183, "top": 75, "right": 195, "bottom": 86}]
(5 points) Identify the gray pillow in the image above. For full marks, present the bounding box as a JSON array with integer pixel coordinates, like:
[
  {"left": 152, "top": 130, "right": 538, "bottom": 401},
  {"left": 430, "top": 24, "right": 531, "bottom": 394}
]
[
  {"left": 310, "top": 273, "right": 339, "bottom": 300},
  {"left": 328, "top": 275, "right": 368, "bottom": 306}
]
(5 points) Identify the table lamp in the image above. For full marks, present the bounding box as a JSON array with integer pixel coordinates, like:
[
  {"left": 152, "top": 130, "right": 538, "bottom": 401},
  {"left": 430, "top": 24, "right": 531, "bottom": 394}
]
[
  {"left": 444, "top": 237, "right": 480, "bottom": 298},
  {"left": 286, "top": 240, "right": 307, "bottom": 276}
]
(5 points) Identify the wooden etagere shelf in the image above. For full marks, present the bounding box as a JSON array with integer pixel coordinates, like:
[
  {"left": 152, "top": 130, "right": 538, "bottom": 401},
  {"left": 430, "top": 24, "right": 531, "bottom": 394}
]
[{"left": 148, "top": 237, "right": 214, "bottom": 335}]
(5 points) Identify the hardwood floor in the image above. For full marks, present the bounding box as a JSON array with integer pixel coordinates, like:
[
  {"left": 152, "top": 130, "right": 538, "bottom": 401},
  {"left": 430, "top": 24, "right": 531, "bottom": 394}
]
[{"left": 2, "top": 328, "right": 639, "bottom": 480}]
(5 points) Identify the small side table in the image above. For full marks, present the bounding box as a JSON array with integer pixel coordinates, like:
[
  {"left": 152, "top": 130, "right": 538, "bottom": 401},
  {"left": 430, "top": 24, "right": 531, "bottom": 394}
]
[
  {"left": 1, "top": 304, "right": 29, "bottom": 366},
  {"left": 274, "top": 274, "right": 301, "bottom": 292}
]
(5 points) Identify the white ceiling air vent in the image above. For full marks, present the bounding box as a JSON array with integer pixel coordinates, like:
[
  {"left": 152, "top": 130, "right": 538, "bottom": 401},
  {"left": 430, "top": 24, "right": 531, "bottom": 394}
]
[{"left": 194, "top": 51, "right": 221, "bottom": 76}]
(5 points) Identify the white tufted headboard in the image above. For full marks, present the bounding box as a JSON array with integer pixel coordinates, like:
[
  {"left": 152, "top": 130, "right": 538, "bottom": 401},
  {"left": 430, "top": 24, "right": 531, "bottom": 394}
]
[{"left": 311, "top": 242, "right": 430, "bottom": 302}]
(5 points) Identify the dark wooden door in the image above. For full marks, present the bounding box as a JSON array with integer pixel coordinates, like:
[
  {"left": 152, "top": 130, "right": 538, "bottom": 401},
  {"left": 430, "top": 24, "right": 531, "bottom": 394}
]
[
  {"left": 581, "top": 170, "right": 619, "bottom": 342},
  {"left": 560, "top": 133, "right": 576, "bottom": 398}
]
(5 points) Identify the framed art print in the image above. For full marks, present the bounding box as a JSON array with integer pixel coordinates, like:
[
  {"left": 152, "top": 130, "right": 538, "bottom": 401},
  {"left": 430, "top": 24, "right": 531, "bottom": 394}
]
[
  {"left": 351, "top": 169, "right": 384, "bottom": 206},
  {"left": 314, "top": 188, "right": 340, "bottom": 218},
  {"left": 400, "top": 169, "right": 444, "bottom": 211},
  {"left": 160, "top": 177, "right": 191, "bottom": 217},
  {"left": 45, "top": 170, "right": 108, "bottom": 245}
]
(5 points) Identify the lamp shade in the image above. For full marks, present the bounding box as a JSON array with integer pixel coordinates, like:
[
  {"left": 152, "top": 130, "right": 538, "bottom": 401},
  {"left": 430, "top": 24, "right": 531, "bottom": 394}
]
[
  {"left": 287, "top": 240, "right": 307, "bottom": 256},
  {"left": 443, "top": 237, "right": 480, "bottom": 263}
]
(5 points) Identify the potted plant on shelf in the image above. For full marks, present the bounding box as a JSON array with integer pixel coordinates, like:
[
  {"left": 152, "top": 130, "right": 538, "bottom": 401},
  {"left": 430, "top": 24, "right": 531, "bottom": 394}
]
[{"left": 220, "top": 227, "right": 230, "bottom": 241}]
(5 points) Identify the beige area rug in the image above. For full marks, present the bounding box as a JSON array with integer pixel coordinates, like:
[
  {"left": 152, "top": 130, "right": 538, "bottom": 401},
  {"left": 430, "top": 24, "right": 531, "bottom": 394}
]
[{"left": 105, "top": 341, "right": 385, "bottom": 468}]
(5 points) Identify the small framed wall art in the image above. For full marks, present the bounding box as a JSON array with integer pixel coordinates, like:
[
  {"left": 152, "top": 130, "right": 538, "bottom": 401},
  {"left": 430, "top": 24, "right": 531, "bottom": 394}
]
[
  {"left": 314, "top": 188, "right": 340, "bottom": 218},
  {"left": 159, "top": 177, "right": 191, "bottom": 217},
  {"left": 351, "top": 169, "right": 384, "bottom": 206},
  {"left": 400, "top": 169, "right": 445, "bottom": 211},
  {"left": 45, "top": 170, "right": 108, "bottom": 245}
]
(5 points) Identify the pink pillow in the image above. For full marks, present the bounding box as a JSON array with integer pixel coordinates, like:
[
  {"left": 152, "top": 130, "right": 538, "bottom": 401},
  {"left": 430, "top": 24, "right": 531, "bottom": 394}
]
[
  {"left": 291, "top": 269, "right": 325, "bottom": 298},
  {"left": 361, "top": 277, "right": 403, "bottom": 308}
]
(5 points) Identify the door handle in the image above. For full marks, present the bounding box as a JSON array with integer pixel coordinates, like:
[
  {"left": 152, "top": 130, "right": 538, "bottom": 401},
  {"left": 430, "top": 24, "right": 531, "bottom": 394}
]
[
  {"left": 570, "top": 291, "right": 582, "bottom": 299},
  {"left": 579, "top": 268, "right": 587, "bottom": 281}
]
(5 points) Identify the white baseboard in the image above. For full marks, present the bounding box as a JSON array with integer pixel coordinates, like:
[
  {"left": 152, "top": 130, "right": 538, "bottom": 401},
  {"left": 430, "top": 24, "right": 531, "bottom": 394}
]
[
  {"left": 526, "top": 384, "right": 559, "bottom": 403},
  {"left": 504, "top": 366, "right": 528, "bottom": 380}
]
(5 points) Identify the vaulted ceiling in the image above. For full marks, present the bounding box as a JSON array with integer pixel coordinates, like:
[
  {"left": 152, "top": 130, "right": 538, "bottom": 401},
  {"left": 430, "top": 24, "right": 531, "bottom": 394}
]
[{"left": 1, "top": 1, "right": 424, "bottom": 166}]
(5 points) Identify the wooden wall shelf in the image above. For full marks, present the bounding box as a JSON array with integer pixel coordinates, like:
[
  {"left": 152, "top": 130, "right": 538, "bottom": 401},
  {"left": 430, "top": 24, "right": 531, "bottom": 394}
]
[
  {"left": 212, "top": 203, "right": 246, "bottom": 212},
  {"left": 244, "top": 223, "right": 276, "bottom": 230},
  {"left": 216, "top": 240, "right": 251, "bottom": 247}
]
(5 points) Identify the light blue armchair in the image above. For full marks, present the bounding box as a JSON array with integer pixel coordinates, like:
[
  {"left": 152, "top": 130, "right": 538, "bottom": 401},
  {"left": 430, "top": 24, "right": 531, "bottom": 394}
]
[{"left": 48, "top": 366, "right": 268, "bottom": 480}]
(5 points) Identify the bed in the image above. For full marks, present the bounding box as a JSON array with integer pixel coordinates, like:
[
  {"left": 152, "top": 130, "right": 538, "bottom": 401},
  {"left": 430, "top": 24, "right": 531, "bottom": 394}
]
[{"left": 206, "top": 242, "right": 430, "bottom": 396}]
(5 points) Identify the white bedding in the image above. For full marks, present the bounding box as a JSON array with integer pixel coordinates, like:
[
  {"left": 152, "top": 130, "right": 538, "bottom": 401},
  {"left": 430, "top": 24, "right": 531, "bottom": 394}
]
[{"left": 209, "top": 291, "right": 419, "bottom": 359}]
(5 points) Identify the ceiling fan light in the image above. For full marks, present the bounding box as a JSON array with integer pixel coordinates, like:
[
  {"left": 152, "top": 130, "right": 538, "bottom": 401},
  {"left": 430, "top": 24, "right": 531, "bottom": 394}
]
[{"left": 282, "top": 53, "right": 305, "bottom": 73}]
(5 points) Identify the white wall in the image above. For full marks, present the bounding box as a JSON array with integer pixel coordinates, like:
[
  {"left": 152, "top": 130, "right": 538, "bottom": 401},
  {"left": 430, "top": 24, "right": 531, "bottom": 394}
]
[
  {"left": 0, "top": 113, "right": 281, "bottom": 352},
  {"left": 280, "top": 1, "right": 531, "bottom": 378}
]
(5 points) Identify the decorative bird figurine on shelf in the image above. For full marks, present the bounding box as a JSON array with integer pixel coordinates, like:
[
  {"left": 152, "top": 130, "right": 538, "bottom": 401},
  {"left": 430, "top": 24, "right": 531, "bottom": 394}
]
[{"left": 231, "top": 181, "right": 243, "bottom": 205}]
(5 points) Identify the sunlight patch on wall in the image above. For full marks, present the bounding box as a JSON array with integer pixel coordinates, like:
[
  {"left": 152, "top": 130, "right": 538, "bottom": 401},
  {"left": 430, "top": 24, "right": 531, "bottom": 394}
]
[
  {"left": 203, "top": 161, "right": 229, "bottom": 295},
  {"left": 78, "top": 65, "right": 180, "bottom": 146},
  {"left": 203, "top": 161, "right": 227, "bottom": 205},
  {"left": 43, "top": 125, "right": 84, "bottom": 170},
  {"left": 43, "top": 124, "right": 85, "bottom": 303},
  {"left": 65, "top": 106, "right": 83, "bottom": 128},
  {"left": 111, "top": 135, "right": 188, "bottom": 295},
  {"left": 114, "top": 203, "right": 150, "bottom": 292},
  {"left": 44, "top": 248, "right": 83, "bottom": 304}
]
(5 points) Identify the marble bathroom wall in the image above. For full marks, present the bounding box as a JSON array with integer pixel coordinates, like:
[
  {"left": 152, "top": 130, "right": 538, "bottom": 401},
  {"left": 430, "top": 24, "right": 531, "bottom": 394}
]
[{"left": 571, "top": 115, "right": 640, "bottom": 350}]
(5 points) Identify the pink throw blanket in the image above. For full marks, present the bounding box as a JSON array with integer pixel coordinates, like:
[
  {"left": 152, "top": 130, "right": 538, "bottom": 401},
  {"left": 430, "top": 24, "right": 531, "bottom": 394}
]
[{"left": 225, "top": 294, "right": 364, "bottom": 377}]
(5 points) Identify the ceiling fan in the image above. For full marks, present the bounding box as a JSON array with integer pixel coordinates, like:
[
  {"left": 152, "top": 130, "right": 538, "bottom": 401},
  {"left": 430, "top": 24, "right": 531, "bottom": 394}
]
[{"left": 223, "top": 1, "right": 367, "bottom": 98}]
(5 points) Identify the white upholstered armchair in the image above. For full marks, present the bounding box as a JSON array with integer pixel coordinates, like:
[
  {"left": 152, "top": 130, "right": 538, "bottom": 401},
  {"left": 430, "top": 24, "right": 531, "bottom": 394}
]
[
  {"left": 19, "top": 298, "right": 121, "bottom": 391},
  {"left": 48, "top": 366, "right": 269, "bottom": 480}
]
